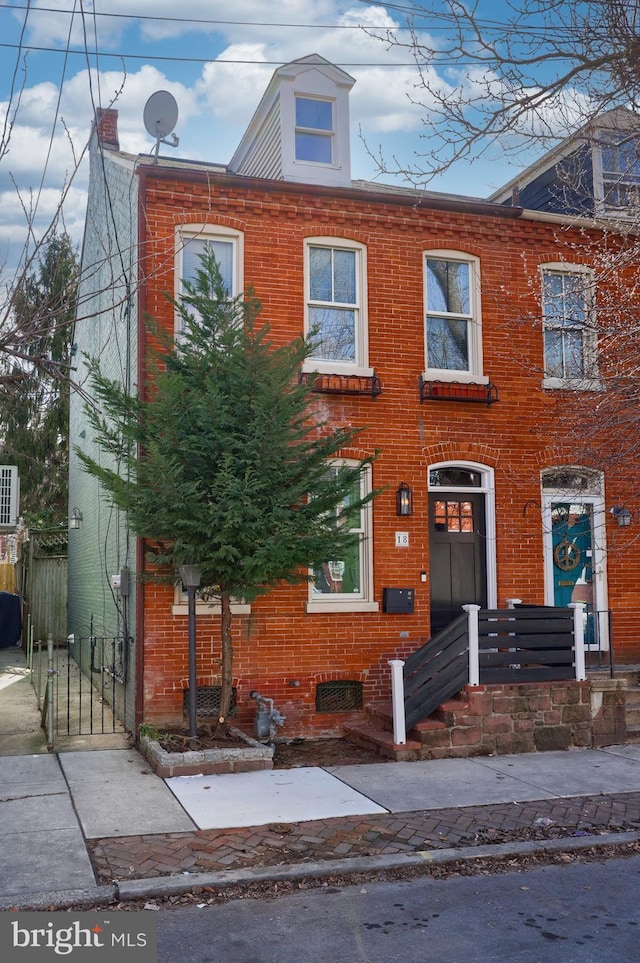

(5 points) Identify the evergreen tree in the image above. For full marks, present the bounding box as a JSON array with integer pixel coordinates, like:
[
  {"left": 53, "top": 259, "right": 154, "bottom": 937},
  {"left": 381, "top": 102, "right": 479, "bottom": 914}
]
[
  {"left": 0, "top": 232, "right": 78, "bottom": 525},
  {"left": 78, "top": 250, "right": 378, "bottom": 735}
]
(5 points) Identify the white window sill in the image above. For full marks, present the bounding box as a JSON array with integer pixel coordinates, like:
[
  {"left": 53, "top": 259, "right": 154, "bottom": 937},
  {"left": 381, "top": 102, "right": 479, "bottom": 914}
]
[
  {"left": 172, "top": 603, "right": 251, "bottom": 616},
  {"left": 423, "top": 370, "right": 488, "bottom": 385},
  {"left": 542, "top": 377, "right": 602, "bottom": 391},
  {"left": 306, "top": 600, "right": 379, "bottom": 614},
  {"left": 293, "top": 159, "right": 340, "bottom": 171},
  {"left": 303, "top": 361, "right": 374, "bottom": 378}
]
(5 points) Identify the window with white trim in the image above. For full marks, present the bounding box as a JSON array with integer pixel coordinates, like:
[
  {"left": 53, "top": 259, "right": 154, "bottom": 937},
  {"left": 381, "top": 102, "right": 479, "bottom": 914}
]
[
  {"left": 304, "top": 238, "right": 370, "bottom": 374},
  {"left": 176, "top": 227, "right": 243, "bottom": 333},
  {"left": 295, "top": 96, "right": 334, "bottom": 164},
  {"left": 424, "top": 252, "right": 485, "bottom": 382},
  {"left": 541, "top": 265, "right": 597, "bottom": 385},
  {"left": 0, "top": 466, "right": 19, "bottom": 528},
  {"left": 597, "top": 130, "right": 640, "bottom": 214},
  {"left": 172, "top": 583, "right": 250, "bottom": 616},
  {"left": 307, "top": 462, "right": 377, "bottom": 613}
]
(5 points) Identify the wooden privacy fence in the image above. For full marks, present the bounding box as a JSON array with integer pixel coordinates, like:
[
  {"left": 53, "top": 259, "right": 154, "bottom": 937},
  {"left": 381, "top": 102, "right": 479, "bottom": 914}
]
[
  {"left": 390, "top": 604, "right": 586, "bottom": 744},
  {"left": 476, "top": 605, "right": 579, "bottom": 684},
  {"left": 22, "top": 530, "right": 67, "bottom": 642},
  {"left": 0, "top": 563, "right": 16, "bottom": 593}
]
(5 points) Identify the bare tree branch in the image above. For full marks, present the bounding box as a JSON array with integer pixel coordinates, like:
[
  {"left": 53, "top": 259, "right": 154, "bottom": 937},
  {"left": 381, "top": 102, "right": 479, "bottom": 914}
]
[{"left": 365, "top": 0, "right": 640, "bottom": 182}]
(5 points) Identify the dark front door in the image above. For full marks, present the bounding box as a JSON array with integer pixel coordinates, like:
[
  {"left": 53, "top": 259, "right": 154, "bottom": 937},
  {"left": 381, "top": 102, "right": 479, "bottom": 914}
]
[{"left": 429, "top": 492, "right": 487, "bottom": 633}]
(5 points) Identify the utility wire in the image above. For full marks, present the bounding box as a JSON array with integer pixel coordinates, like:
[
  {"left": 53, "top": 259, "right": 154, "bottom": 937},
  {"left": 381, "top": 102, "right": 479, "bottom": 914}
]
[
  {"left": 0, "top": 42, "right": 418, "bottom": 65},
  {"left": 0, "top": 2, "right": 410, "bottom": 30},
  {"left": 0, "top": 0, "right": 584, "bottom": 35}
]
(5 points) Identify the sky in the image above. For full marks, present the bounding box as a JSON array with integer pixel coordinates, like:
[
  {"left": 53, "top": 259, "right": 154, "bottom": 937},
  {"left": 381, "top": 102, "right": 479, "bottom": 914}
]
[{"left": 0, "top": 0, "right": 570, "bottom": 281}]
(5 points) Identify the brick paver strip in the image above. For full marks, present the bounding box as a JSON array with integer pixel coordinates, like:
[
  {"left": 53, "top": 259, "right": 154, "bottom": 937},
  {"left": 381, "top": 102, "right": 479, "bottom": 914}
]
[{"left": 87, "top": 792, "right": 640, "bottom": 883}]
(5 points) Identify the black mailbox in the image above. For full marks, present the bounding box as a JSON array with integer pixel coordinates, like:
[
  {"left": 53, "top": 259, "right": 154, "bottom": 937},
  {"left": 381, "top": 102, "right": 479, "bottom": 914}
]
[{"left": 383, "top": 588, "right": 415, "bottom": 614}]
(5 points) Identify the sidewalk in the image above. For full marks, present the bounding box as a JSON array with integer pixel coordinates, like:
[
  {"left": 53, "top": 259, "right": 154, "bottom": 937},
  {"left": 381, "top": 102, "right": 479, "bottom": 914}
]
[{"left": 1, "top": 647, "right": 640, "bottom": 910}]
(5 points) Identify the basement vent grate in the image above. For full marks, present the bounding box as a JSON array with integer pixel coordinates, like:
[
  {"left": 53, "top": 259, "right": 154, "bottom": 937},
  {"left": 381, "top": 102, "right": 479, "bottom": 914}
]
[
  {"left": 183, "top": 685, "right": 237, "bottom": 718},
  {"left": 315, "top": 680, "right": 363, "bottom": 713}
]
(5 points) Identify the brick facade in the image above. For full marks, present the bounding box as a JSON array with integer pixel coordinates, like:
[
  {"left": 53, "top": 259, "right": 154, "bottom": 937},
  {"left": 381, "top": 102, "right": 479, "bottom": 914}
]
[
  {"left": 132, "top": 169, "right": 640, "bottom": 735},
  {"left": 70, "top": 102, "right": 640, "bottom": 740}
]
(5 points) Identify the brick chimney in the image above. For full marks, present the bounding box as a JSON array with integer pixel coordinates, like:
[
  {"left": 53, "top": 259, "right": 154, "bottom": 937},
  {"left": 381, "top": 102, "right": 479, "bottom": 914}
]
[{"left": 94, "top": 108, "right": 119, "bottom": 150}]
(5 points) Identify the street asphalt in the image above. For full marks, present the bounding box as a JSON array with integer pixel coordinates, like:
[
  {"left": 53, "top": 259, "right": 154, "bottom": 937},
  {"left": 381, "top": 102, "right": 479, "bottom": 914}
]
[{"left": 1, "top": 646, "right": 640, "bottom": 911}]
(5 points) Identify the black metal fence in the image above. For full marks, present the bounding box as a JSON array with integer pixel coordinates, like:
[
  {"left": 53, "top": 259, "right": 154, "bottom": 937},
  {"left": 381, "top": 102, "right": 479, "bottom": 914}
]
[{"left": 33, "top": 635, "right": 130, "bottom": 743}]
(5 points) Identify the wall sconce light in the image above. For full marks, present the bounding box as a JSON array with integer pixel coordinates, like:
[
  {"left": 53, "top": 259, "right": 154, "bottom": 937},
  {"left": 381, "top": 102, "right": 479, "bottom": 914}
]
[
  {"left": 396, "top": 482, "right": 413, "bottom": 517},
  {"left": 611, "top": 505, "right": 631, "bottom": 527},
  {"left": 69, "top": 508, "right": 83, "bottom": 530}
]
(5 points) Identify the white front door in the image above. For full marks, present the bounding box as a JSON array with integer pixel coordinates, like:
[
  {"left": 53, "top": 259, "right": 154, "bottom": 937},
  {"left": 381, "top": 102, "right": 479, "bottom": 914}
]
[{"left": 542, "top": 473, "right": 608, "bottom": 651}]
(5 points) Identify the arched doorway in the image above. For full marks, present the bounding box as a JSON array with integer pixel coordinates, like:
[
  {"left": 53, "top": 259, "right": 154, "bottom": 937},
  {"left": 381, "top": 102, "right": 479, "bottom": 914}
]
[
  {"left": 428, "top": 463, "right": 496, "bottom": 634},
  {"left": 541, "top": 468, "right": 608, "bottom": 650}
]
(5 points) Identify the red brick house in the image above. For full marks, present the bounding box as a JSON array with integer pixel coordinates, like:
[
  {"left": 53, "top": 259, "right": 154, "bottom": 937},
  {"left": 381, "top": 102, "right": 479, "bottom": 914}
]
[{"left": 69, "top": 56, "right": 640, "bottom": 744}]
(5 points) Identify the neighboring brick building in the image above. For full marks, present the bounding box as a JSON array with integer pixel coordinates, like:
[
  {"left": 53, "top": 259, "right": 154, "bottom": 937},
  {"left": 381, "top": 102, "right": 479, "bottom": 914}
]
[{"left": 69, "top": 55, "right": 640, "bottom": 739}]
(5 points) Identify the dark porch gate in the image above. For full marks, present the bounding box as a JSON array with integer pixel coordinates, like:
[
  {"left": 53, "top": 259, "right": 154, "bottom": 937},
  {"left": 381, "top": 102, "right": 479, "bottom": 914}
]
[{"left": 33, "top": 635, "right": 130, "bottom": 747}]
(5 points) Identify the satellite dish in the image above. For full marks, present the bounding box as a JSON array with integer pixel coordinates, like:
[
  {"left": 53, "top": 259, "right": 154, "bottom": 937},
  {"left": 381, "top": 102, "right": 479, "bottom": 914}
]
[{"left": 143, "top": 90, "right": 179, "bottom": 160}]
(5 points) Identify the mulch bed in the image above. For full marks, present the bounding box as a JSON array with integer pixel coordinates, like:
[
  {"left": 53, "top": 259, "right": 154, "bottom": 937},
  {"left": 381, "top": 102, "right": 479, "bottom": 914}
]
[{"left": 154, "top": 729, "right": 388, "bottom": 767}]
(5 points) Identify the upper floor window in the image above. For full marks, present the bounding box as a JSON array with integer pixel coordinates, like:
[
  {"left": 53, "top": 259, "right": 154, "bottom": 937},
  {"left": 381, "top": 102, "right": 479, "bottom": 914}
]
[
  {"left": 176, "top": 227, "right": 243, "bottom": 333},
  {"left": 597, "top": 130, "right": 640, "bottom": 214},
  {"left": 541, "top": 265, "right": 596, "bottom": 385},
  {"left": 424, "top": 252, "right": 485, "bottom": 382},
  {"left": 304, "top": 238, "right": 370, "bottom": 375},
  {"left": 295, "top": 96, "right": 334, "bottom": 164}
]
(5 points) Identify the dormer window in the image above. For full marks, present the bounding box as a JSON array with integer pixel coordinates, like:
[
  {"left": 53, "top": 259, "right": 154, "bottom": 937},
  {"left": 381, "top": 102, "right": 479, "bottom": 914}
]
[
  {"left": 541, "top": 263, "right": 598, "bottom": 387},
  {"left": 597, "top": 130, "right": 640, "bottom": 213},
  {"left": 228, "top": 55, "right": 354, "bottom": 188},
  {"left": 295, "top": 96, "right": 334, "bottom": 164}
]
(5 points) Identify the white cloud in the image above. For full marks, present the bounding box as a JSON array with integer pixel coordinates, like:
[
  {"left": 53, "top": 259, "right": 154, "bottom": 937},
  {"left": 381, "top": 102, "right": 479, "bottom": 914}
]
[
  {"left": 195, "top": 45, "right": 272, "bottom": 125},
  {"left": 136, "top": 0, "right": 340, "bottom": 43},
  {"left": 24, "top": 0, "right": 345, "bottom": 49},
  {"left": 0, "top": 2, "right": 471, "bottom": 279}
]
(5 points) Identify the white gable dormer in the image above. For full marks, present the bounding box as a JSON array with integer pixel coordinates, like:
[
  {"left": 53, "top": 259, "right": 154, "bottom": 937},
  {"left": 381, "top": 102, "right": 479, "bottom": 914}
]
[{"left": 229, "top": 55, "right": 355, "bottom": 188}]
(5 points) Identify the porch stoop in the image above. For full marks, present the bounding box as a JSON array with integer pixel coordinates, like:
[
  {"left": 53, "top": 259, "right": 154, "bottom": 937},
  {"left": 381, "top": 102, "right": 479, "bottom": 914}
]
[
  {"left": 590, "top": 667, "right": 640, "bottom": 744},
  {"left": 344, "top": 695, "right": 472, "bottom": 762},
  {"left": 344, "top": 674, "right": 625, "bottom": 759}
]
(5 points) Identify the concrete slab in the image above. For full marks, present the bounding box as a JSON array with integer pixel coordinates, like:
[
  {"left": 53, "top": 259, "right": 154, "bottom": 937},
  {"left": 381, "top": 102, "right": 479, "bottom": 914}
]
[
  {"left": 598, "top": 744, "right": 640, "bottom": 762},
  {"left": 165, "top": 766, "right": 389, "bottom": 830},
  {"left": 0, "top": 753, "right": 66, "bottom": 799},
  {"left": 0, "top": 648, "right": 48, "bottom": 754},
  {"left": 333, "top": 748, "right": 640, "bottom": 813},
  {"left": 329, "top": 757, "right": 554, "bottom": 812},
  {"left": 0, "top": 793, "right": 79, "bottom": 834},
  {"left": 472, "top": 748, "right": 640, "bottom": 796},
  {"left": 0, "top": 827, "right": 96, "bottom": 897},
  {"left": 58, "top": 748, "right": 198, "bottom": 838}
]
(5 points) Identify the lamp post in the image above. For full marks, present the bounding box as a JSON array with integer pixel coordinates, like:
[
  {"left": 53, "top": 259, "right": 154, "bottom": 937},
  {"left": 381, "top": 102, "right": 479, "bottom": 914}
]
[{"left": 178, "top": 564, "right": 202, "bottom": 739}]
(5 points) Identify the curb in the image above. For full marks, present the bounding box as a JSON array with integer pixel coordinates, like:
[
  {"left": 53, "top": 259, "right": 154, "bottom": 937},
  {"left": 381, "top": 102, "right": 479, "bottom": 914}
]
[
  {"left": 0, "top": 885, "right": 116, "bottom": 912},
  {"left": 3, "top": 831, "right": 639, "bottom": 911},
  {"left": 115, "top": 829, "right": 640, "bottom": 902}
]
